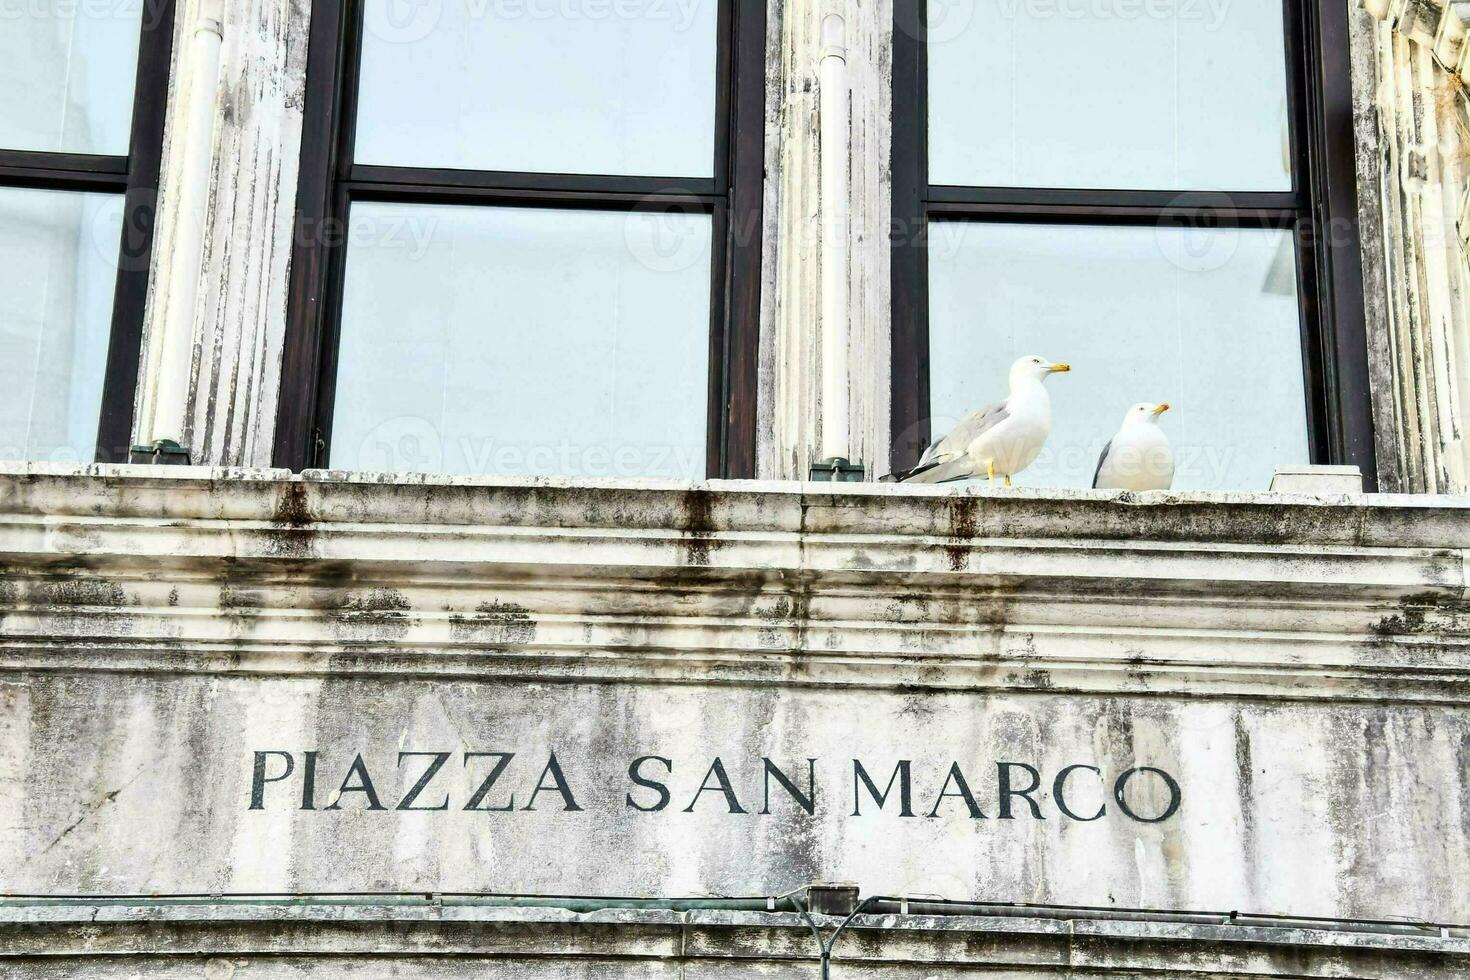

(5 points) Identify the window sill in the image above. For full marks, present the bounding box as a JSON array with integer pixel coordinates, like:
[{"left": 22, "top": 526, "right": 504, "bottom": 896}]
[{"left": 0, "top": 460, "right": 1464, "bottom": 539}]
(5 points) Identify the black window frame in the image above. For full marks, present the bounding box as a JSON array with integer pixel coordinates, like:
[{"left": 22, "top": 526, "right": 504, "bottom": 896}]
[
  {"left": 0, "top": 0, "right": 177, "bottom": 463},
  {"left": 277, "top": 0, "right": 767, "bottom": 478},
  {"left": 890, "top": 0, "right": 1377, "bottom": 489}
]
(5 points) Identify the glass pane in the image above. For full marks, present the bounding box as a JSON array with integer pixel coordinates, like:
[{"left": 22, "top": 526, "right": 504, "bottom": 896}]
[
  {"left": 926, "top": 0, "right": 1292, "bottom": 191},
  {"left": 354, "top": 0, "right": 718, "bottom": 177},
  {"left": 927, "top": 221, "right": 1308, "bottom": 491},
  {"left": 330, "top": 202, "right": 712, "bottom": 479},
  {"left": 0, "top": 2, "right": 143, "bottom": 154},
  {"left": 0, "top": 187, "right": 121, "bottom": 462}
]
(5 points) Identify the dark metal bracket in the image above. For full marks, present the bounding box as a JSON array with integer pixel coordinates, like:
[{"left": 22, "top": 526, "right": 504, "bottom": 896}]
[
  {"left": 128, "top": 440, "right": 192, "bottom": 465},
  {"left": 809, "top": 457, "right": 866, "bottom": 482}
]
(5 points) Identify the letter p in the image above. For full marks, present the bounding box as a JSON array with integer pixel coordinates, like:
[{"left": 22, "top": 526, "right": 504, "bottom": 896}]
[{"left": 249, "top": 751, "right": 295, "bottom": 810}]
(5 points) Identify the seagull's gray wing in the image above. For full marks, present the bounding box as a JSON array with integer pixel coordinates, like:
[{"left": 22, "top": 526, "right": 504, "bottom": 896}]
[
  {"left": 919, "top": 399, "right": 1011, "bottom": 468},
  {"left": 886, "top": 399, "right": 1013, "bottom": 482},
  {"left": 1091, "top": 438, "right": 1113, "bottom": 489}
]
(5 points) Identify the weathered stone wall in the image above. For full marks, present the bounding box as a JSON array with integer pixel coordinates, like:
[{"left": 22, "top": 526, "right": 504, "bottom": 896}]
[
  {"left": 6, "top": 671, "right": 1470, "bottom": 918},
  {"left": 0, "top": 468, "right": 1467, "bottom": 932}
]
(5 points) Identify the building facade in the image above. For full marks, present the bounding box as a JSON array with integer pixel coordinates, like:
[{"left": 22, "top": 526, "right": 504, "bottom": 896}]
[{"left": 2, "top": 0, "right": 1470, "bottom": 976}]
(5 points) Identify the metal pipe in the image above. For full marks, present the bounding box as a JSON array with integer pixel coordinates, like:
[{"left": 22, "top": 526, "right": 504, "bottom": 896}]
[
  {"left": 147, "top": 0, "right": 224, "bottom": 452},
  {"left": 6, "top": 892, "right": 1462, "bottom": 940},
  {"left": 818, "top": 12, "right": 850, "bottom": 464},
  {"left": 0, "top": 894, "right": 781, "bottom": 913},
  {"left": 788, "top": 893, "right": 878, "bottom": 980}
]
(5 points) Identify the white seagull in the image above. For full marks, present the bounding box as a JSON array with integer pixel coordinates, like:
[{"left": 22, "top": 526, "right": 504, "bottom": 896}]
[
  {"left": 897, "top": 355, "right": 1071, "bottom": 485},
  {"left": 1093, "top": 402, "right": 1174, "bottom": 491}
]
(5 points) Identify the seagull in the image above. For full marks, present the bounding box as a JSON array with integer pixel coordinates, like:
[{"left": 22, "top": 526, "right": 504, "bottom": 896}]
[
  {"left": 895, "top": 355, "right": 1071, "bottom": 485},
  {"left": 1093, "top": 403, "right": 1174, "bottom": 490}
]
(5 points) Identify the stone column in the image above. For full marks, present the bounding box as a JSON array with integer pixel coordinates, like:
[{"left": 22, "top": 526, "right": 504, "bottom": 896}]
[
  {"left": 135, "top": 0, "right": 310, "bottom": 466},
  {"left": 757, "top": 0, "right": 894, "bottom": 480}
]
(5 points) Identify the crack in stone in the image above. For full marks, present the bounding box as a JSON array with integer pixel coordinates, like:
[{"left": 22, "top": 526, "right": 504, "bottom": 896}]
[{"left": 26, "top": 764, "right": 148, "bottom": 866}]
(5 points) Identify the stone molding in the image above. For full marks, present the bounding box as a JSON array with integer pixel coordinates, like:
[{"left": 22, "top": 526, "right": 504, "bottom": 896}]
[
  {"left": 1, "top": 904, "right": 1466, "bottom": 977},
  {"left": 0, "top": 466, "right": 1466, "bottom": 704}
]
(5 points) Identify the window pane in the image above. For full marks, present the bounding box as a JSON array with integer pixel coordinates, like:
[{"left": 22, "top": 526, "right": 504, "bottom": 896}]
[
  {"left": 330, "top": 202, "right": 712, "bottom": 479},
  {"left": 927, "top": 221, "right": 1308, "bottom": 491},
  {"left": 926, "top": 0, "right": 1292, "bottom": 191},
  {"left": 0, "top": 187, "right": 120, "bottom": 462},
  {"left": 0, "top": 3, "right": 142, "bottom": 154},
  {"left": 354, "top": 0, "right": 718, "bottom": 177}
]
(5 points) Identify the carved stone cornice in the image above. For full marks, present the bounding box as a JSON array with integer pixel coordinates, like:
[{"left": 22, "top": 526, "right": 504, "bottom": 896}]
[{"left": 0, "top": 465, "right": 1465, "bottom": 703}]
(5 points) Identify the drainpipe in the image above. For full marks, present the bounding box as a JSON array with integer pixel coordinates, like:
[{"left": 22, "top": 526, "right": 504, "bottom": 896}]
[
  {"left": 134, "top": 0, "right": 224, "bottom": 465},
  {"left": 810, "top": 13, "right": 862, "bottom": 482}
]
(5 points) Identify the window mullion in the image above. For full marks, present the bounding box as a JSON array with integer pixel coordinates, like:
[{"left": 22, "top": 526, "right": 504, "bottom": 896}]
[
  {"left": 925, "top": 201, "right": 1303, "bottom": 229},
  {"left": 925, "top": 185, "right": 1307, "bottom": 212},
  {"left": 346, "top": 165, "right": 718, "bottom": 202}
]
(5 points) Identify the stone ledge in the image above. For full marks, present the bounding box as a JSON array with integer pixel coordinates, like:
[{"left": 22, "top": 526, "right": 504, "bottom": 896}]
[
  {"left": 1, "top": 462, "right": 1468, "bottom": 546},
  {"left": 0, "top": 466, "right": 1466, "bottom": 702},
  {"left": 0, "top": 903, "right": 1466, "bottom": 976}
]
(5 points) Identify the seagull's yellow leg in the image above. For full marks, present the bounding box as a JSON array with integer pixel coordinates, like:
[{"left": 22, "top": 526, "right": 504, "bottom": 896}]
[{"left": 1004, "top": 474, "right": 1012, "bottom": 487}]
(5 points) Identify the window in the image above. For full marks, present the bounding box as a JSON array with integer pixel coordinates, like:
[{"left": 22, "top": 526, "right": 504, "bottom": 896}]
[
  {"left": 278, "top": 0, "right": 766, "bottom": 479},
  {"left": 892, "top": 0, "right": 1375, "bottom": 490},
  {"left": 0, "top": 0, "right": 174, "bottom": 463}
]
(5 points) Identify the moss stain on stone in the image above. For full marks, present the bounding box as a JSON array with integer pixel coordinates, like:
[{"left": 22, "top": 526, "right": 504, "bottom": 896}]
[
  {"left": 448, "top": 600, "right": 536, "bottom": 648},
  {"left": 944, "top": 496, "right": 980, "bottom": 572},
  {"left": 676, "top": 488, "right": 723, "bottom": 568}
]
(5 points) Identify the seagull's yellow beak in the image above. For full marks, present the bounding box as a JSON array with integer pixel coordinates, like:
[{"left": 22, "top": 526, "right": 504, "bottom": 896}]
[
  {"left": 1153, "top": 403, "right": 1170, "bottom": 415},
  {"left": 1048, "top": 363, "right": 1071, "bottom": 374}
]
